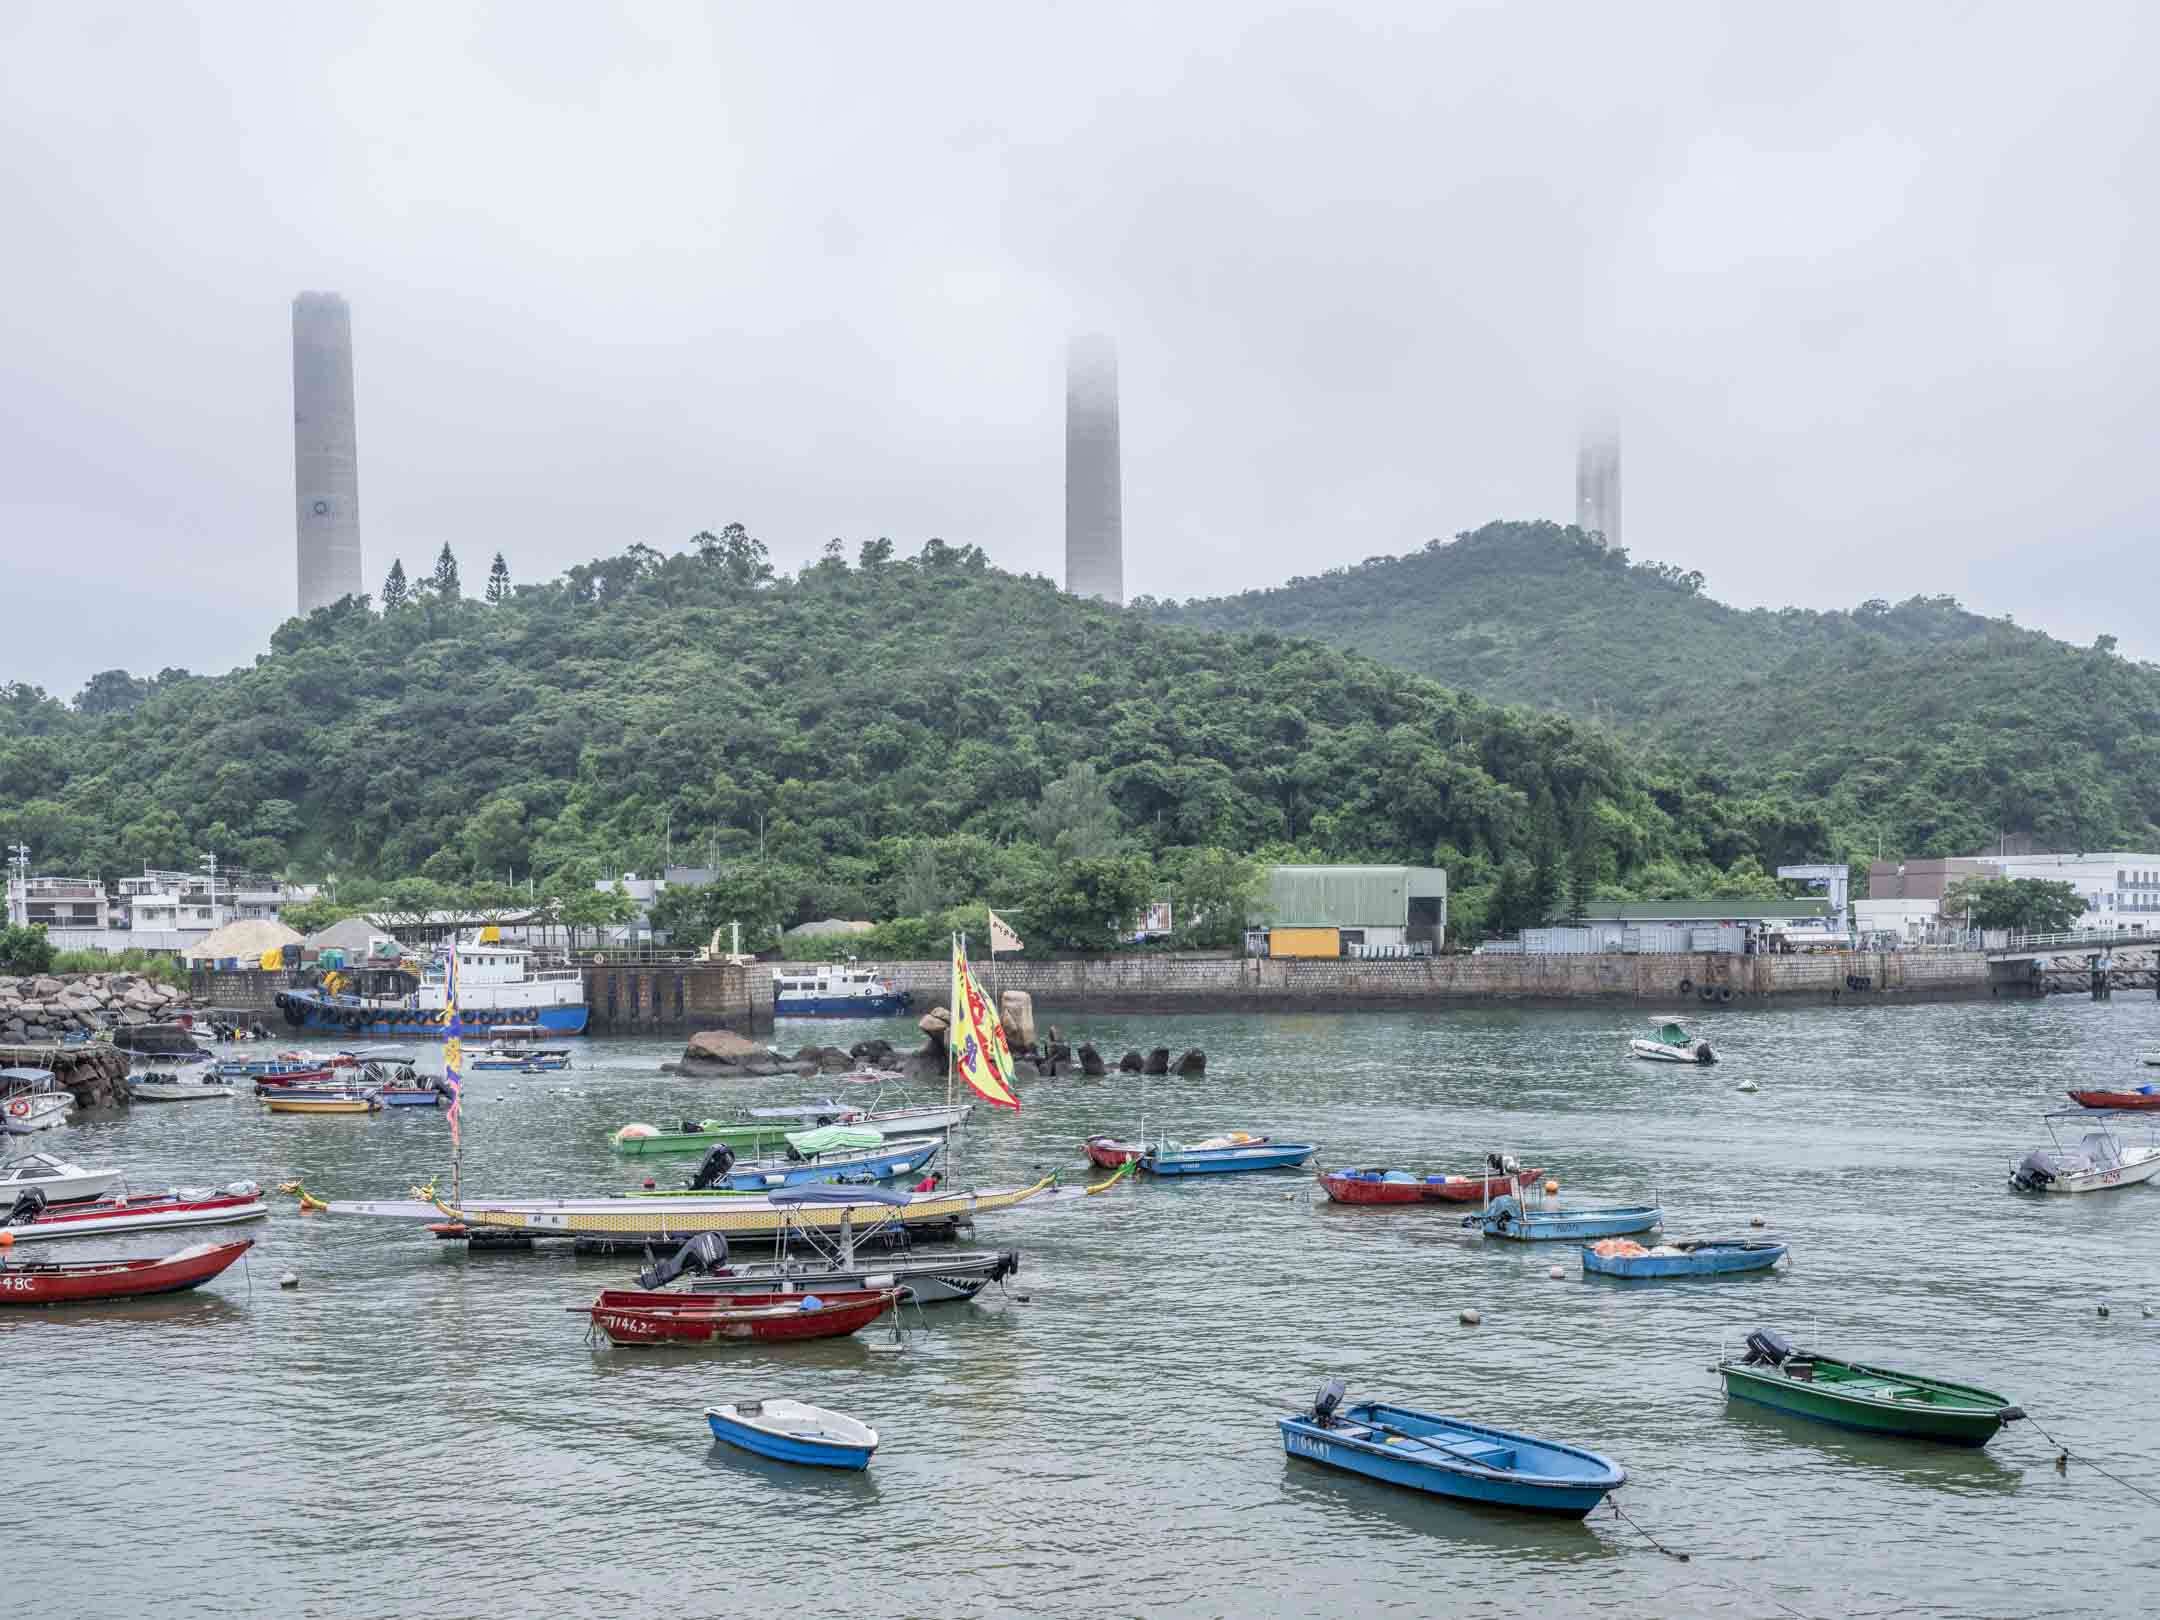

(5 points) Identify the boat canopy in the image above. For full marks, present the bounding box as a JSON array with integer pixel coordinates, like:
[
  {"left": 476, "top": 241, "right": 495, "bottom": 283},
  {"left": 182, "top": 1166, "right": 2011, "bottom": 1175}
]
[
  {"left": 767, "top": 1184, "right": 911, "bottom": 1207},
  {"left": 0, "top": 1068, "right": 59, "bottom": 1085},
  {"left": 785, "top": 1125, "right": 885, "bottom": 1156}
]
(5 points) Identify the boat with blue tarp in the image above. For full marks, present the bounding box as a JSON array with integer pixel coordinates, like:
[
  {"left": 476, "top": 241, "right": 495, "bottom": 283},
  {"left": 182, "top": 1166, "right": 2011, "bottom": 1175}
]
[
  {"left": 1468, "top": 1192, "right": 1661, "bottom": 1241},
  {"left": 1277, "top": 1380, "right": 1625, "bottom": 1517},
  {"left": 1582, "top": 1236, "right": 1787, "bottom": 1278}
]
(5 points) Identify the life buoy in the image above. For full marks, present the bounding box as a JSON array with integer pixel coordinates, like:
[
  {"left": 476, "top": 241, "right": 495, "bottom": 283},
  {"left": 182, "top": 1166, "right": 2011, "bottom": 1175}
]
[
  {"left": 7, "top": 1099, "right": 29, "bottom": 1118},
  {"left": 1677, "top": 978, "right": 1694, "bottom": 995}
]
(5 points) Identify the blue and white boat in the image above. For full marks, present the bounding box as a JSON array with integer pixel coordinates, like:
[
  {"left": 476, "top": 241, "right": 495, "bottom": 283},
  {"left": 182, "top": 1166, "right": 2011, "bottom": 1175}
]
[
  {"left": 1278, "top": 1380, "right": 1625, "bottom": 1517},
  {"left": 706, "top": 1400, "right": 877, "bottom": 1470},
  {"left": 274, "top": 938, "right": 587, "bottom": 1038},
  {"left": 1468, "top": 1193, "right": 1662, "bottom": 1242},
  {"left": 468, "top": 1045, "right": 573, "bottom": 1072},
  {"left": 677, "top": 1136, "right": 941, "bottom": 1193},
  {"left": 1581, "top": 1236, "right": 1787, "bottom": 1278},
  {"left": 773, "top": 962, "right": 912, "bottom": 1019},
  {"left": 1141, "top": 1134, "right": 1316, "bottom": 1175}
]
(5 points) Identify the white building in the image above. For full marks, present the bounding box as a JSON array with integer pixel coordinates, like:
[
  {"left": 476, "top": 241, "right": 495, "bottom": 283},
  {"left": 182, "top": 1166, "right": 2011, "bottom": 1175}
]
[
  {"left": 598, "top": 867, "right": 714, "bottom": 945},
  {"left": 1988, "top": 852, "right": 2160, "bottom": 933},
  {"left": 40, "top": 868, "right": 317, "bottom": 956},
  {"left": 1851, "top": 897, "right": 1942, "bottom": 944}
]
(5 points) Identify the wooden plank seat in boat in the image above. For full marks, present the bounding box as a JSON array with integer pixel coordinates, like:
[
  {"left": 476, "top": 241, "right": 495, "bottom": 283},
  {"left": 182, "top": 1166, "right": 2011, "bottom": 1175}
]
[{"left": 1338, "top": 1425, "right": 1517, "bottom": 1470}]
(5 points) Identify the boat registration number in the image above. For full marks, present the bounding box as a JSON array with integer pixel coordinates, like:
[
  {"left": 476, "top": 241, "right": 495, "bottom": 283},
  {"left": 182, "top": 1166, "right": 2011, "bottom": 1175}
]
[
  {"left": 0, "top": 1275, "right": 41, "bottom": 1293},
  {"left": 1286, "top": 1433, "right": 1331, "bottom": 1460}
]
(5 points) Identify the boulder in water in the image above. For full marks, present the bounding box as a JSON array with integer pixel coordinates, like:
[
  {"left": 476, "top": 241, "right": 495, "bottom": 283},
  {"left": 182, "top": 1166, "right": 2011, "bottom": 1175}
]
[
  {"left": 1144, "top": 1046, "right": 1171, "bottom": 1076},
  {"left": 1078, "top": 1042, "right": 1106, "bottom": 1077},
  {"left": 1175, "top": 1049, "right": 1207, "bottom": 1076},
  {"left": 1117, "top": 1050, "right": 1144, "bottom": 1073}
]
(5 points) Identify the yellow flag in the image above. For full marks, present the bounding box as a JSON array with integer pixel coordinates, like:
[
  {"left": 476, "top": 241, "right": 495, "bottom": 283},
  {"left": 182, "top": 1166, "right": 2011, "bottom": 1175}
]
[{"left": 950, "top": 937, "right": 1020, "bottom": 1111}]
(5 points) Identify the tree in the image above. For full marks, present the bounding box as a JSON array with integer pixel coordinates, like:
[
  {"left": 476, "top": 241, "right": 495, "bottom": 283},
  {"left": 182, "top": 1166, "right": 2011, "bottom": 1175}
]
[
  {"left": 365, "top": 877, "right": 452, "bottom": 938},
  {"left": 1163, "top": 847, "right": 1264, "bottom": 948},
  {"left": 279, "top": 897, "right": 353, "bottom": 936},
  {"left": 1027, "top": 853, "right": 1155, "bottom": 951},
  {"left": 428, "top": 544, "right": 461, "bottom": 600},
  {"left": 485, "top": 552, "right": 511, "bottom": 604},
  {"left": 460, "top": 795, "right": 529, "bottom": 877},
  {"left": 649, "top": 861, "right": 794, "bottom": 953},
  {"left": 1940, "top": 876, "right": 2085, "bottom": 934},
  {"left": 695, "top": 522, "right": 773, "bottom": 589},
  {"left": 380, "top": 558, "right": 409, "bottom": 610},
  {"left": 1028, "top": 762, "right": 1121, "bottom": 862},
  {"left": 555, "top": 884, "right": 639, "bottom": 954},
  {"left": 76, "top": 669, "right": 149, "bottom": 716},
  {"left": 0, "top": 923, "right": 55, "bottom": 974}
]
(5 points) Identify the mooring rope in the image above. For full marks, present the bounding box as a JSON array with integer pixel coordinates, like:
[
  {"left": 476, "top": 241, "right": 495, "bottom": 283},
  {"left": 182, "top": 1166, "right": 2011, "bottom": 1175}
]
[{"left": 2021, "top": 1414, "right": 2160, "bottom": 1509}]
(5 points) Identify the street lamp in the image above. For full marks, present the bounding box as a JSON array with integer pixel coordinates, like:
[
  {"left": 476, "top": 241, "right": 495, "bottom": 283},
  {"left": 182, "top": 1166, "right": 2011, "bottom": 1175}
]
[{"left": 6, "top": 843, "right": 27, "bottom": 928}]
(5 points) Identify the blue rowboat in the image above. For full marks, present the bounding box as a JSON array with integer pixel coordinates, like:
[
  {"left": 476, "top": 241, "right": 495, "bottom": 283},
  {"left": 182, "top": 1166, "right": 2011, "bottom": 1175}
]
[
  {"left": 1581, "top": 1237, "right": 1787, "bottom": 1278},
  {"left": 671, "top": 1139, "right": 941, "bottom": 1194},
  {"left": 1141, "top": 1140, "right": 1316, "bottom": 1175},
  {"left": 1278, "top": 1381, "right": 1624, "bottom": 1517},
  {"left": 1469, "top": 1194, "right": 1661, "bottom": 1242},
  {"left": 375, "top": 1086, "right": 446, "bottom": 1108},
  {"left": 706, "top": 1400, "right": 877, "bottom": 1469}
]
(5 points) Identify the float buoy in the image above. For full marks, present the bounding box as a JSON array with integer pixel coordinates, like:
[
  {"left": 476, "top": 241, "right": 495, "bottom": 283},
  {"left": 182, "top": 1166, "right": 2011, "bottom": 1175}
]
[{"left": 1459, "top": 1308, "right": 1482, "bottom": 1326}]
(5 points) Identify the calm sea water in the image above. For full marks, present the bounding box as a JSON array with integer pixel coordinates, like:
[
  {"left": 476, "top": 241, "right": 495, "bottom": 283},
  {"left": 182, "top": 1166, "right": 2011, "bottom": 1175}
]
[{"left": 10, "top": 997, "right": 2159, "bottom": 1619}]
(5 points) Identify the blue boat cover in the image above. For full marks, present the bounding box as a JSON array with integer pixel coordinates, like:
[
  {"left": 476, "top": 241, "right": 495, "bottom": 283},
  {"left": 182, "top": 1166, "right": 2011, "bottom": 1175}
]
[{"left": 767, "top": 1184, "right": 911, "bottom": 1207}]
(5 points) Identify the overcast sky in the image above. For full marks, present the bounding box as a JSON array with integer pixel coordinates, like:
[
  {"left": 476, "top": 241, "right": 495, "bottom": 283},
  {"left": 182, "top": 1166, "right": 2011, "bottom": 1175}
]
[{"left": 5, "top": 3, "right": 2157, "bottom": 696}]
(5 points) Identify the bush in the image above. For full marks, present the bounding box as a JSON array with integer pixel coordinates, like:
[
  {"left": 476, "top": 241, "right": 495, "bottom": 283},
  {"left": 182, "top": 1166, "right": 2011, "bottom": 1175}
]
[
  {"left": 47, "top": 947, "right": 186, "bottom": 985},
  {"left": 0, "top": 924, "right": 57, "bottom": 975}
]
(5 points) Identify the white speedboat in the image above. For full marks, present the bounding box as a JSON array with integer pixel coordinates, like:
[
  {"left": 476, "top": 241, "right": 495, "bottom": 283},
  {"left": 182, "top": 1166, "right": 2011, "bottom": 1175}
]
[
  {"left": 2010, "top": 1111, "right": 2160, "bottom": 1195},
  {"left": 1, "top": 1069, "right": 74, "bottom": 1135},
  {"left": 128, "top": 1071, "right": 239, "bottom": 1102},
  {"left": 1627, "top": 1018, "right": 1716, "bottom": 1066},
  {"left": 0, "top": 1149, "right": 123, "bottom": 1205}
]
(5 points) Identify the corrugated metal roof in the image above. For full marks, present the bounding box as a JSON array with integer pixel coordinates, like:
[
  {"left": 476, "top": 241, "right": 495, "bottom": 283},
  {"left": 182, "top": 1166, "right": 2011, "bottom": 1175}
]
[
  {"left": 1256, "top": 865, "right": 1447, "bottom": 927},
  {"left": 1573, "top": 900, "right": 1831, "bottom": 923}
]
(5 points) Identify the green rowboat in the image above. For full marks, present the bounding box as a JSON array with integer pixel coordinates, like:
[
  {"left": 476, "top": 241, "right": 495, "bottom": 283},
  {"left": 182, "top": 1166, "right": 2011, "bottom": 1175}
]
[
  {"left": 613, "top": 1122, "right": 814, "bottom": 1157},
  {"left": 1716, "top": 1330, "right": 2024, "bottom": 1448}
]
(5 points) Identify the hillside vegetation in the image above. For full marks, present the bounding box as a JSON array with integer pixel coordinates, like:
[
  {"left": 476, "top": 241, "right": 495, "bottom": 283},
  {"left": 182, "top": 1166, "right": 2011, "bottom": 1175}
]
[
  {"left": 1148, "top": 521, "right": 2160, "bottom": 866},
  {"left": 1, "top": 531, "right": 1820, "bottom": 944}
]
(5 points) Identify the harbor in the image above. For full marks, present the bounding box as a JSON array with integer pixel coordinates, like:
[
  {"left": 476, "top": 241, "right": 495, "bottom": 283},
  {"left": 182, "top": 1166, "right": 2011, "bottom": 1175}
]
[{"left": 8, "top": 994, "right": 2157, "bottom": 1616}]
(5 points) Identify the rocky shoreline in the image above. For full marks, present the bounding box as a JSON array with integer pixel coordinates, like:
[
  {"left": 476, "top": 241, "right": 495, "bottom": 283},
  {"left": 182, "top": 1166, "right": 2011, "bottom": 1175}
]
[
  {"left": 0, "top": 1042, "right": 133, "bottom": 1109},
  {"left": 1, "top": 971, "right": 193, "bottom": 1045}
]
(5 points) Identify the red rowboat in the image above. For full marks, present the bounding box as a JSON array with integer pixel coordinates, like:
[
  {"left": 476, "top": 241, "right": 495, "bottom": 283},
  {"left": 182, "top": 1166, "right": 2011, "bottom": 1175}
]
[
  {"left": 1084, "top": 1135, "right": 1151, "bottom": 1168},
  {"left": 584, "top": 1287, "right": 898, "bottom": 1347},
  {"left": 0, "top": 1238, "right": 254, "bottom": 1305},
  {"left": 2067, "top": 1089, "right": 2160, "bottom": 1111},
  {"left": 1318, "top": 1166, "right": 1547, "bottom": 1205},
  {"left": 252, "top": 1070, "right": 337, "bottom": 1089},
  {"left": 3, "top": 1188, "right": 269, "bottom": 1243}
]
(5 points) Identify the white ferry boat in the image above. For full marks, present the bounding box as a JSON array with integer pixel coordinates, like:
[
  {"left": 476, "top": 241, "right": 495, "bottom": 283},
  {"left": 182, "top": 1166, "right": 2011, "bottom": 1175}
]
[{"left": 773, "top": 962, "right": 912, "bottom": 1019}]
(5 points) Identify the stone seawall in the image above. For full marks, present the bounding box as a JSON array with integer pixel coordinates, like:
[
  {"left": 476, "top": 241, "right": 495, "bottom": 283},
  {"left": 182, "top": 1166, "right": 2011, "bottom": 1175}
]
[{"left": 854, "top": 950, "right": 1994, "bottom": 1010}]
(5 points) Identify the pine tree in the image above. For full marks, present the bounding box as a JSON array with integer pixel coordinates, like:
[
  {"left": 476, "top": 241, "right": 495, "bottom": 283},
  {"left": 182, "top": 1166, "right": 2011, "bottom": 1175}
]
[
  {"left": 485, "top": 552, "right": 510, "bottom": 604},
  {"left": 430, "top": 543, "right": 461, "bottom": 600},
  {"left": 380, "top": 558, "right": 408, "bottom": 610}
]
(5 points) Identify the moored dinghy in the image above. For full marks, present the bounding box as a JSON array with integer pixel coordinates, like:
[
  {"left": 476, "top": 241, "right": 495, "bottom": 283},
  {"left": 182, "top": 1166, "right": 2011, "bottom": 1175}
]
[
  {"left": 2008, "top": 1110, "right": 2160, "bottom": 1195},
  {"left": 0, "top": 1237, "right": 255, "bottom": 1306},
  {"left": 127, "top": 1071, "right": 238, "bottom": 1102},
  {"left": 1278, "top": 1379, "right": 1625, "bottom": 1517},
  {"left": 1628, "top": 1017, "right": 1716, "bottom": 1065},
  {"left": 1583, "top": 1235, "right": 1788, "bottom": 1278},
  {"left": 706, "top": 1399, "right": 878, "bottom": 1469},
  {"left": 1468, "top": 1192, "right": 1661, "bottom": 1242},
  {"left": 1319, "top": 1158, "right": 1545, "bottom": 1205},
  {"left": 1715, "top": 1329, "right": 2024, "bottom": 1447},
  {"left": 1141, "top": 1133, "right": 1315, "bottom": 1175}
]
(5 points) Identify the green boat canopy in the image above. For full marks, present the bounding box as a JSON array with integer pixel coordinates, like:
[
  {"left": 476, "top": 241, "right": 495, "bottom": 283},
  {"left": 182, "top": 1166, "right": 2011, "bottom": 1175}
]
[{"left": 784, "top": 1124, "right": 885, "bottom": 1156}]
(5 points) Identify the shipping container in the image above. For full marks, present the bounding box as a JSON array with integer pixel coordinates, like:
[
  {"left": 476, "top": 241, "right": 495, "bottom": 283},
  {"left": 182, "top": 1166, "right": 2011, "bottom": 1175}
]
[{"left": 1269, "top": 926, "right": 1341, "bottom": 959}]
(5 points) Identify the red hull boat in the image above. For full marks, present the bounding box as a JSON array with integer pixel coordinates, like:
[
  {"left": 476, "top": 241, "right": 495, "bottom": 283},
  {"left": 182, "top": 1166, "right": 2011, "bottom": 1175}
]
[
  {"left": 1318, "top": 1166, "right": 1547, "bottom": 1205},
  {"left": 1084, "top": 1136, "right": 1148, "bottom": 1169},
  {"left": 2067, "top": 1089, "right": 2160, "bottom": 1111},
  {"left": 252, "top": 1070, "right": 337, "bottom": 1090},
  {"left": 584, "top": 1287, "right": 897, "bottom": 1347},
  {"left": 3, "top": 1188, "right": 269, "bottom": 1243},
  {"left": 0, "top": 1238, "right": 254, "bottom": 1305}
]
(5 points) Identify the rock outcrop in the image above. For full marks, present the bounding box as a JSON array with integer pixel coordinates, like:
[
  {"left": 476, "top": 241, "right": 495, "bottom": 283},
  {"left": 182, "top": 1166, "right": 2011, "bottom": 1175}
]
[
  {"left": 1144, "top": 1046, "right": 1171, "bottom": 1076},
  {"left": 663, "top": 1028, "right": 792, "bottom": 1077},
  {"left": 0, "top": 1042, "right": 131, "bottom": 1109},
  {"left": 1117, "top": 1049, "right": 1144, "bottom": 1073},
  {"left": 0, "top": 971, "right": 192, "bottom": 1045},
  {"left": 999, "top": 990, "right": 1036, "bottom": 1051},
  {"left": 1176, "top": 1048, "right": 1208, "bottom": 1075}
]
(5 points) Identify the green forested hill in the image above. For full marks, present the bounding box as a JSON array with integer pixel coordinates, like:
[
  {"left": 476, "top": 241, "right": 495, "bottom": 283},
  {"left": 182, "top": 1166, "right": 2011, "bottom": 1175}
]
[
  {"left": 0, "top": 531, "right": 1832, "bottom": 943},
  {"left": 1148, "top": 521, "right": 2160, "bottom": 862}
]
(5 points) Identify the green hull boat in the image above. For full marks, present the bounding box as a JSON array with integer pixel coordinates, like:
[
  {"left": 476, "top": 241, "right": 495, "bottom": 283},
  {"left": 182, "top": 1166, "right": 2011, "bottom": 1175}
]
[
  {"left": 614, "top": 1122, "right": 811, "bottom": 1157},
  {"left": 1716, "top": 1330, "right": 2023, "bottom": 1448}
]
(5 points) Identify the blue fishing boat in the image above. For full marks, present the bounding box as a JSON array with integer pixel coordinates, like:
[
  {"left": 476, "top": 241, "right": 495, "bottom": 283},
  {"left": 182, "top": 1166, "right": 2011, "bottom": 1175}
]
[
  {"left": 1278, "top": 1380, "right": 1625, "bottom": 1517},
  {"left": 706, "top": 1400, "right": 878, "bottom": 1470},
  {"left": 375, "top": 1085, "right": 446, "bottom": 1108},
  {"left": 274, "top": 939, "right": 587, "bottom": 1039},
  {"left": 1581, "top": 1237, "right": 1787, "bottom": 1279},
  {"left": 668, "top": 1137, "right": 941, "bottom": 1194},
  {"left": 1466, "top": 1193, "right": 1661, "bottom": 1242},
  {"left": 772, "top": 963, "right": 912, "bottom": 1019},
  {"left": 468, "top": 1045, "right": 572, "bottom": 1072},
  {"left": 1141, "top": 1135, "right": 1316, "bottom": 1175}
]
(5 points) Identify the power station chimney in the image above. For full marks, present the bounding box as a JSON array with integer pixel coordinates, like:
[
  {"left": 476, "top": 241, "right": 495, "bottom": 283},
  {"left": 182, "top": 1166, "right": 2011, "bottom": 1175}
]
[
  {"left": 1064, "top": 334, "right": 1123, "bottom": 605},
  {"left": 1575, "top": 415, "right": 1621, "bottom": 550},
  {"left": 292, "top": 291, "right": 363, "bottom": 615}
]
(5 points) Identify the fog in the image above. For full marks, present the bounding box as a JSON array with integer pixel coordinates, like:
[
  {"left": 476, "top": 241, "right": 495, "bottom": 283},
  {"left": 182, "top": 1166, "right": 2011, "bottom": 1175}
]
[{"left": 4, "top": 2, "right": 2156, "bottom": 695}]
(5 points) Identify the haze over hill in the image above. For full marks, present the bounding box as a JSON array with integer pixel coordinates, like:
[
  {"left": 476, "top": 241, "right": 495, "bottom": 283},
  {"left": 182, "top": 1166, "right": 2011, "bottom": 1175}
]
[{"left": 1149, "top": 522, "right": 2160, "bottom": 864}]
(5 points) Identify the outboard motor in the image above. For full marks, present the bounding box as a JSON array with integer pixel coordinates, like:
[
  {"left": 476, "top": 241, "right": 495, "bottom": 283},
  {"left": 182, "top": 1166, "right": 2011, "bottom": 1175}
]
[
  {"left": 687, "top": 1143, "right": 737, "bottom": 1191},
  {"left": 6, "top": 1188, "right": 48, "bottom": 1227},
  {"left": 636, "top": 1232, "right": 728, "bottom": 1290},
  {"left": 1311, "top": 1378, "right": 1347, "bottom": 1425},
  {"left": 2010, "top": 1151, "right": 2057, "bottom": 1193},
  {"left": 1696, "top": 1042, "right": 1716, "bottom": 1066},
  {"left": 988, "top": 1251, "right": 1021, "bottom": 1285},
  {"left": 1742, "top": 1328, "right": 1795, "bottom": 1367}
]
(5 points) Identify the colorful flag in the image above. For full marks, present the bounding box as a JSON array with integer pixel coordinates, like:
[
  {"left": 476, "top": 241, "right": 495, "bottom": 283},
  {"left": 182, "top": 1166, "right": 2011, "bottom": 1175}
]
[
  {"left": 950, "top": 936, "right": 1020, "bottom": 1110},
  {"left": 442, "top": 943, "right": 464, "bottom": 1150},
  {"left": 987, "top": 909, "right": 1024, "bottom": 954}
]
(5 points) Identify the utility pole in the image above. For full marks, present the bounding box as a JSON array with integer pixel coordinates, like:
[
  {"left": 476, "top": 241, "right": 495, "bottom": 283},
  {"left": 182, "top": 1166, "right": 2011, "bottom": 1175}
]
[{"left": 6, "top": 842, "right": 28, "bottom": 928}]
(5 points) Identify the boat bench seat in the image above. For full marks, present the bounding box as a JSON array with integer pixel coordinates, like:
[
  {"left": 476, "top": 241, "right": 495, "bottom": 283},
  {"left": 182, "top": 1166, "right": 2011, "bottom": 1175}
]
[{"left": 1428, "top": 1438, "right": 1517, "bottom": 1471}]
